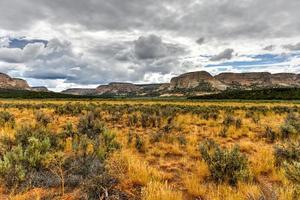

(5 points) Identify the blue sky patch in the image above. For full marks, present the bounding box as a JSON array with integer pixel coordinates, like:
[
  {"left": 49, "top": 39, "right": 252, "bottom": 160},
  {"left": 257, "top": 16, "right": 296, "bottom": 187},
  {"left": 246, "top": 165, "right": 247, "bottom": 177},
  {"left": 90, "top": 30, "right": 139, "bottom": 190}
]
[
  {"left": 8, "top": 38, "right": 48, "bottom": 49},
  {"left": 205, "top": 53, "right": 299, "bottom": 70}
]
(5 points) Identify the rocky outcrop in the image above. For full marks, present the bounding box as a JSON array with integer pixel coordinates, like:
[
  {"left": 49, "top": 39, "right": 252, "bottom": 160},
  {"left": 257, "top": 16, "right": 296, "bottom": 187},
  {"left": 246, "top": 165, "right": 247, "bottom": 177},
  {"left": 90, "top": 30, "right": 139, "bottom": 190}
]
[
  {"left": 0, "top": 73, "right": 30, "bottom": 90},
  {"left": 270, "top": 73, "right": 300, "bottom": 87},
  {"left": 31, "top": 86, "right": 49, "bottom": 92},
  {"left": 62, "top": 88, "right": 97, "bottom": 95},
  {"left": 61, "top": 71, "right": 300, "bottom": 96},
  {"left": 215, "top": 72, "right": 272, "bottom": 88},
  {"left": 215, "top": 72, "right": 300, "bottom": 88},
  {"left": 170, "top": 71, "right": 227, "bottom": 91},
  {"left": 96, "top": 82, "right": 139, "bottom": 95}
]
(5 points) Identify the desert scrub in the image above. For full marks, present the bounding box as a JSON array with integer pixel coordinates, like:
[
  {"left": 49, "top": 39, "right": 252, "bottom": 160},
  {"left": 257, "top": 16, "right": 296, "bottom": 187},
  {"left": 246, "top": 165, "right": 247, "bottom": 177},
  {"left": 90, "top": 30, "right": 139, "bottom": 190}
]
[
  {"left": 0, "top": 114, "right": 120, "bottom": 198},
  {"left": 222, "top": 114, "right": 236, "bottom": 127},
  {"left": 199, "top": 139, "right": 249, "bottom": 186},
  {"left": 280, "top": 112, "right": 300, "bottom": 139},
  {"left": 0, "top": 126, "right": 53, "bottom": 188},
  {"left": 263, "top": 126, "right": 276, "bottom": 143},
  {"left": 0, "top": 111, "right": 15, "bottom": 127},
  {"left": 35, "top": 110, "right": 51, "bottom": 126},
  {"left": 245, "top": 111, "right": 260, "bottom": 124},
  {"left": 135, "top": 134, "right": 145, "bottom": 153},
  {"left": 77, "top": 111, "right": 105, "bottom": 139},
  {"left": 55, "top": 102, "right": 83, "bottom": 115},
  {"left": 274, "top": 142, "right": 300, "bottom": 167}
]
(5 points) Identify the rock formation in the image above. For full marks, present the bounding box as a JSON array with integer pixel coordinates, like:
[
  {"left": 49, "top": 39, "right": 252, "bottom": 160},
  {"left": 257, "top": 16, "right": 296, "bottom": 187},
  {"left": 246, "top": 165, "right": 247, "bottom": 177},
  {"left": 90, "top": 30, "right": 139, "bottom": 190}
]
[
  {"left": 0, "top": 73, "right": 30, "bottom": 90},
  {"left": 62, "top": 71, "right": 300, "bottom": 96}
]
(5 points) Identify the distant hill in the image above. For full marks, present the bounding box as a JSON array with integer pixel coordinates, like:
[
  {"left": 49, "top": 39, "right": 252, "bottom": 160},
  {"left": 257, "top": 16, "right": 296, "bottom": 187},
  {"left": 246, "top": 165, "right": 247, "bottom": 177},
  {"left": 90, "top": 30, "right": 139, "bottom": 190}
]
[
  {"left": 1, "top": 71, "right": 300, "bottom": 99},
  {"left": 62, "top": 71, "right": 300, "bottom": 97},
  {"left": 188, "top": 88, "right": 300, "bottom": 100}
]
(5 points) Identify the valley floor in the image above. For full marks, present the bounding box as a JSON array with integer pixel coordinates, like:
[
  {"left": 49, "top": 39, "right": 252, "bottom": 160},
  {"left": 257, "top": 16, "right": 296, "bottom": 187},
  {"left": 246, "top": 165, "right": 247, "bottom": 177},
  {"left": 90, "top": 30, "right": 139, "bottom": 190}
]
[{"left": 0, "top": 99, "right": 299, "bottom": 200}]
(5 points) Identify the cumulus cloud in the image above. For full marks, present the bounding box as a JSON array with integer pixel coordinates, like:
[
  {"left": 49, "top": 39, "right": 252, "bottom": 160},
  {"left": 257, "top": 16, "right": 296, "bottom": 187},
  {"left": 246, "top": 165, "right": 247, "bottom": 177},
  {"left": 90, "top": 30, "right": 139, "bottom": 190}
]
[
  {"left": 134, "top": 35, "right": 168, "bottom": 59},
  {"left": 0, "top": 42, "right": 44, "bottom": 63},
  {"left": 1, "top": 0, "right": 300, "bottom": 39},
  {"left": 0, "top": 0, "right": 299, "bottom": 90},
  {"left": 133, "top": 35, "right": 185, "bottom": 60},
  {"left": 210, "top": 49, "right": 234, "bottom": 61}
]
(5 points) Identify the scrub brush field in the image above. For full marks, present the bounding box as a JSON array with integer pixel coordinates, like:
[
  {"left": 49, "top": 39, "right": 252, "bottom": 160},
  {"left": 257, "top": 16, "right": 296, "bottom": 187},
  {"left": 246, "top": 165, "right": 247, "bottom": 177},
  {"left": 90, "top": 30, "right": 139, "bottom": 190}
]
[{"left": 0, "top": 100, "right": 299, "bottom": 200}]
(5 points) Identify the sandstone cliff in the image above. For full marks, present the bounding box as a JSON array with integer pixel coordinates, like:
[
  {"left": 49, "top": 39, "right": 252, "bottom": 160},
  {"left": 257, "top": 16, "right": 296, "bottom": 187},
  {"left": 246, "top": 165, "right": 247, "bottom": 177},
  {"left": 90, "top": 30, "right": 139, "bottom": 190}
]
[
  {"left": 170, "top": 71, "right": 227, "bottom": 91},
  {"left": 0, "top": 73, "right": 30, "bottom": 90},
  {"left": 215, "top": 72, "right": 300, "bottom": 88},
  {"left": 62, "top": 71, "right": 300, "bottom": 96}
]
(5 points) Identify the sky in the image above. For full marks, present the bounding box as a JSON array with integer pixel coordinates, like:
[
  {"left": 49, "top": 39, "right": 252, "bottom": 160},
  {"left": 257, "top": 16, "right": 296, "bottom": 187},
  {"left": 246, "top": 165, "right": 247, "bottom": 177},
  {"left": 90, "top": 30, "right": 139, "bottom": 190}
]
[{"left": 0, "top": 0, "right": 300, "bottom": 91}]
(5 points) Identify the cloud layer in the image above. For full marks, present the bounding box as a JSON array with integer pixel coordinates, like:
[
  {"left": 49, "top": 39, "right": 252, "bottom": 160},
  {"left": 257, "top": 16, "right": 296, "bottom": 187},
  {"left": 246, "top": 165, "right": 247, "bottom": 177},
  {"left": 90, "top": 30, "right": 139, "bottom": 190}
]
[{"left": 0, "top": 0, "right": 299, "bottom": 91}]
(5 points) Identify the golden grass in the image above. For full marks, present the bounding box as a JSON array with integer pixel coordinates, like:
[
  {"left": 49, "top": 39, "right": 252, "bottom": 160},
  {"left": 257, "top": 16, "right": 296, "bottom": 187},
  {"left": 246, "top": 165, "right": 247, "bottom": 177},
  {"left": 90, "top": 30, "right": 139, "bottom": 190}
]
[
  {"left": 107, "top": 149, "right": 164, "bottom": 186},
  {"left": 0, "top": 99, "right": 298, "bottom": 199},
  {"left": 141, "top": 181, "right": 183, "bottom": 200},
  {"left": 183, "top": 174, "right": 206, "bottom": 197},
  {"left": 250, "top": 147, "right": 275, "bottom": 177}
]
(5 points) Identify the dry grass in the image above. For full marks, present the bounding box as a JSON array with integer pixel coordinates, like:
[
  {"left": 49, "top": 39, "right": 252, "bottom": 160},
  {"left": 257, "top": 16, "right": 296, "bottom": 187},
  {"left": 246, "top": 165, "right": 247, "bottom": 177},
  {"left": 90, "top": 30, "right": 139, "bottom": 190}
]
[
  {"left": 107, "top": 149, "right": 164, "bottom": 186},
  {"left": 142, "top": 181, "right": 183, "bottom": 200},
  {"left": 0, "top": 100, "right": 299, "bottom": 199}
]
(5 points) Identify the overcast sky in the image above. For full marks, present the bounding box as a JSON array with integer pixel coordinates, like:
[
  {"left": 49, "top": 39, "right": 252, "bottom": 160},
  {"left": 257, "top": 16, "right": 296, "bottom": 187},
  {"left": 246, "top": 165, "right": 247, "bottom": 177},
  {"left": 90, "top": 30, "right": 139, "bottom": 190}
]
[{"left": 0, "top": 0, "right": 300, "bottom": 91}]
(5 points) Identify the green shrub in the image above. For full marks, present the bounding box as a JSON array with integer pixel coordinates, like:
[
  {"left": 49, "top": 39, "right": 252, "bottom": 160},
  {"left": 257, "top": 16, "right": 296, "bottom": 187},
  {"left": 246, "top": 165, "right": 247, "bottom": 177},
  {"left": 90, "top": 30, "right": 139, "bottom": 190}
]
[
  {"left": 177, "top": 135, "right": 187, "bottom": 146},
  {"left": 280, "top": 113, "right": 300, "bottom": 139},
  {"left": 62, "top": 121, "right": 76, "bottom": 138},
  {"left": 150, "top": 132, "right": 163, "bottom": 144},
  {"left": 35, "top": 111, "right": 51, "bottom": 126},
  {"left": 274, "top": 143, "right": 300, "bottom": 167},
  {"left": 235, "top": 118, "right": 242, "bottom": 129},
  {"left": 0, "top": 111, "right": 15, "bottom": 127},
  {"left": 223, "top": 115, "right": 235, "bottom": 127},
  {"left": 135, "top": 135, "right": 145, "bottom": 153},
  {"left": 264, "top": 126, "right": 276, "bottom": 143},
  {"left": 0, "top": 136, "right": 52, "bottom": 188},
  {"left": 78, "top": 112, "right": 105, "bottom": 139},
  {"left": 245, "top": 111, "right": 260, "bottom": 124},
  {"left": 219, "top": 127, "right": 228, "bottom": 137},
  {"left": 55, "top": 103, "right": 82, "bottom": 115},
  {"left": 127, "top": 131, "right": 133, "bottom": 145},
  {"left": 284, "top": 161, "right": 300, "bottom": 185},
  {"left": 199, "top": 139, "right": 249, "bottom": 186}
]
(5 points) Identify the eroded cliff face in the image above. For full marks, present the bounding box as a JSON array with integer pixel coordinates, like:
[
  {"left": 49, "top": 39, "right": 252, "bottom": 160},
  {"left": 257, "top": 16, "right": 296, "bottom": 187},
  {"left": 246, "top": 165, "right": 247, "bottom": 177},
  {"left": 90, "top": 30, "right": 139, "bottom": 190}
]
[
  {"left": 0, "top": 73, "right": 30, "bottom": 90},
  {"left": 62, "top": 71, "right": 300, "bottom": 96},
  {"left": 168, "top": 71, "right": 300, "bottom": 94},
  {"left": 215, "top": 72, "right": 272, "bottom": 88},
  {"left": 96, "top": 83, "right": 139, "bottom": 95},
  {"left": 215, "top": 72, "right": 300, "bottom": 88},
  {"left": 170, "top": 71, "right": 227, "bottom": 91}
]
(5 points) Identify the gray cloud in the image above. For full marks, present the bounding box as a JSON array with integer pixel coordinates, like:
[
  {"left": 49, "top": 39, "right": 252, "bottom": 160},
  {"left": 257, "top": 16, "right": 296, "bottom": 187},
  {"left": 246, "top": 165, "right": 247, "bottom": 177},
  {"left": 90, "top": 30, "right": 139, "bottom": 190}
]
[
  {"left": 133, "top": 35, "right": 185, "bottom": 60},
  {"left": 196, "top": 37, "right": 205, "bottom": 45},
  {"left": 210, "top": 48, "right": 234, "bottom": 61},
  {"left": 263, "top": 45, "right": 275, "bottom": 51},
  {"left": 0, "top": 43, "right": 44, "bottom": 63},
  {"left": 18, "top": 35, "right": 187, "bottom": 85},
  {"left": 134, "top": 35, "right": 168, "bottom": 59},
  {"left": 1, "top": 0, "right": 300, "bottom": 39},
  {"left": 0, "top": 0, "right": 300, "bottom": 90},
  {"left": 283, "top": 42, "right": 300, "bottom": 51}
]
